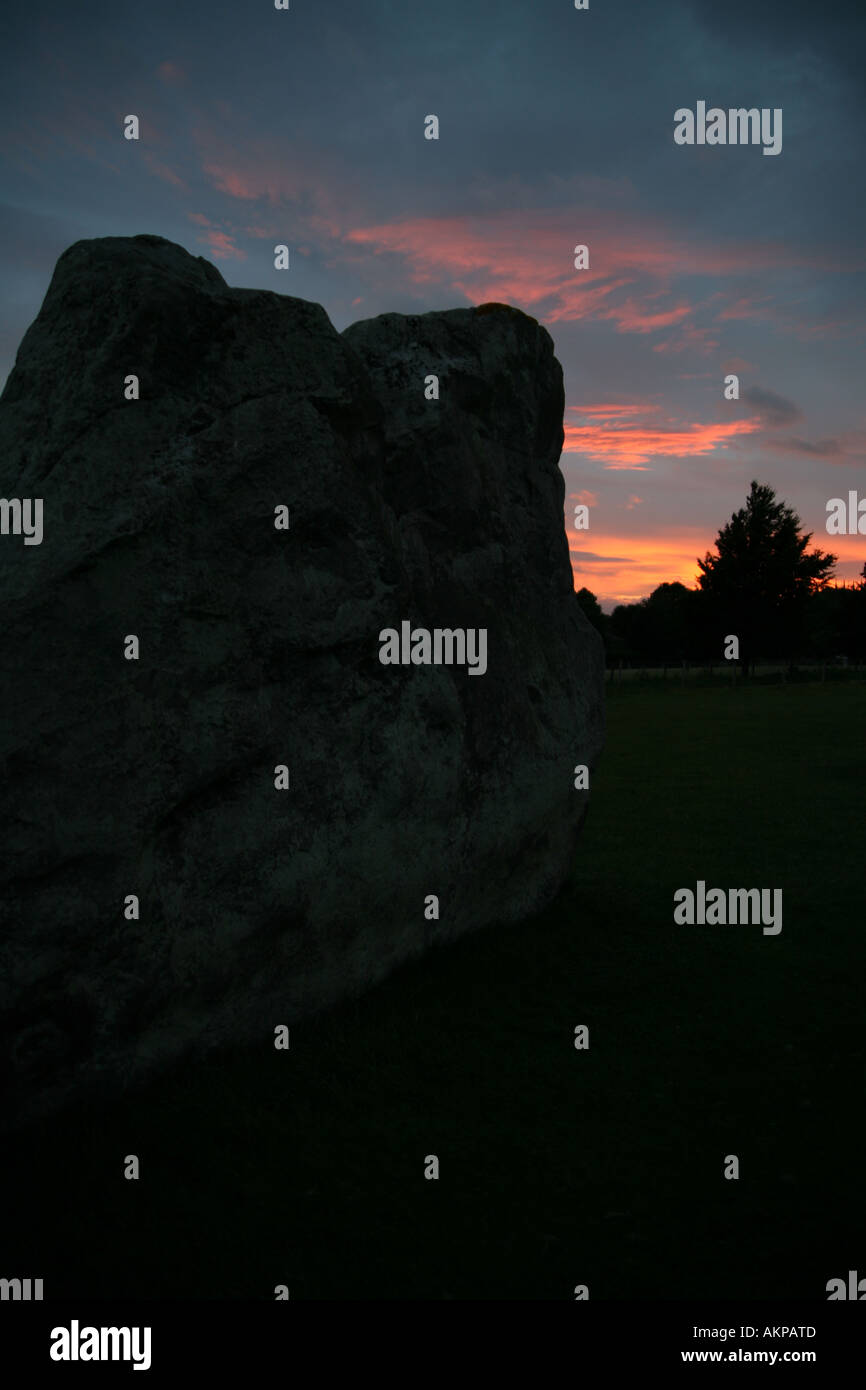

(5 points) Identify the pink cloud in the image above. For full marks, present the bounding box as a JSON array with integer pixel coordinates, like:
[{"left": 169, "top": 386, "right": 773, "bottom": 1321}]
[
  {"left": 174, "top": 127, "right": 863, "bottom": 345},
  {"left": 199, "top": 156, "right": 346, "bottom": 239},
  {"left": 203, "top": 163, "right": 263, "bottom": 200},
  {"left": 718, "top": 293, "right": 773, "bottom": 321},
  {"left": 572, "top": 404, "right": 648, "bottom": 419},
  {"left": 563, "top": 402, "right": 762, "bottom": 468},
  {"left": 190, "top": 121, "right": 352, "bottom": 235},
  {"left": 185, "top": 212, "right": 246, "bottom": 260},
  {"left": 339, "top": 209, "right": 866, "bottom": 347},
  {"left": 597, "top": 298, "right": 693, "bottom": 333},
  {"left": 143, "top": 151, "right": 186, "bottom": 189},
  {"left": 652, "top": 323, "right": 720, "bottom": 355},
  {"left": 343, "top": 211, "right": 847, "bottom": 338},
  {"left": 200, "top": 230, "right": 246, "bottom": 260},
  {"left": 788, "top": 316, "right": 854, "bottom": 341}
]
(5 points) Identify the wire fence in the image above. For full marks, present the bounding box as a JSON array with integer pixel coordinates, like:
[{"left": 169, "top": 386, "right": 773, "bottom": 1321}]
[{"left": 604, "top": 659, "right": 866, "bottom": 684}]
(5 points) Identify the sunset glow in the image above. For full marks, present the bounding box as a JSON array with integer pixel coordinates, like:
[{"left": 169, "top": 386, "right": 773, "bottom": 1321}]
[{"left": 563, "top": 403, "right": 762, "bottom": 468}]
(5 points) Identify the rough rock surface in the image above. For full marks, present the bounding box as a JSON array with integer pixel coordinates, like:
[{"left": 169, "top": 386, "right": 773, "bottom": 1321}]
[{"left": 0, "top": 235, "right": 604, "bottom": 1128}]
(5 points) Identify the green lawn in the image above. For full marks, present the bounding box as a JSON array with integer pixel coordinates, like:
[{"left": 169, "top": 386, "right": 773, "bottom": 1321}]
[{"left": 9, "top": 680, "right": 866, "bottom": 1299}]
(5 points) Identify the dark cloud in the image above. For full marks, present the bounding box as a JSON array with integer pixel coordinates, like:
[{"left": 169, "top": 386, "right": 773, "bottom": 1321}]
[
  {"left": 742, "top": 386, "right": 803, "bottom": 426},
  {"left": 569, "top": 551, "right": 634, "bottom": 565},
  {"left": 686, "top": 0, "right": 866, "bottom": 90},
  {"left": 770, "top": 437, "right": 843, "bottom": 457}
]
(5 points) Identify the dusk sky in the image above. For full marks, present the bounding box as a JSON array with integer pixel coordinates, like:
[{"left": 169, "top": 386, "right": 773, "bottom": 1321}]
[{"left": 2, "top": 0, "right": 864, "bottom": 608}]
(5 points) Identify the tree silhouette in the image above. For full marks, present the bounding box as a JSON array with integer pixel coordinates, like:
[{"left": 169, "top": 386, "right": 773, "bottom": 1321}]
[
  {"left": 608, "top": 582, "right": 705, "bottom": 665},
  {"left": 697, "top": 480, "right": 836, "bottom": 673},
  {"left": 575, "top": 586, "right": 607, "bottom": 641},
  {"left": 642, "top": 582, "right": 696, "bottom": 663}
]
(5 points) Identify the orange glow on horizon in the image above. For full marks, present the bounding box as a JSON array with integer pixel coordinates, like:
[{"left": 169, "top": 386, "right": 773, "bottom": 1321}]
[
  {"left": 569, "top": 528, "right": 865, "bottom": 609},
  {"left": 567, "top": 529, "right": 707, "bottom": 607}
]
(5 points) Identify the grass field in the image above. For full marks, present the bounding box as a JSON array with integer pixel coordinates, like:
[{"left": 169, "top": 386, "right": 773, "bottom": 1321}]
[{"left": 8, "top": 680, "right": 866, "bottom": 1299}]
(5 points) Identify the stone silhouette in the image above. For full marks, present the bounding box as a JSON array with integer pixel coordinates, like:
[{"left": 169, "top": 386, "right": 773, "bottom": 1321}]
[{"left": 0, "top": 235, "right": 604, "bottom": 1128}]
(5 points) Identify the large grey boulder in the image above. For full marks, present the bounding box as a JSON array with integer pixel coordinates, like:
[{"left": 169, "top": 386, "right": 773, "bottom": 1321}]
[{"left": 0, "top": 235, "right": 604, "bottom": 1128}]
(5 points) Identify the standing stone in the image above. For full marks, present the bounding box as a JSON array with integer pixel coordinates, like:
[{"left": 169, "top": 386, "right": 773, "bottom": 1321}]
[{"left": 0, "top": 237, "right": 604, "bottom": 1128}]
